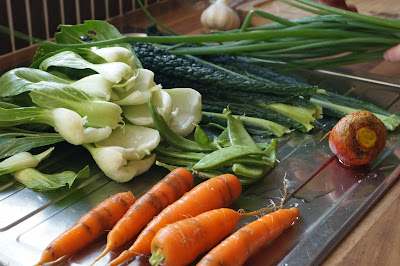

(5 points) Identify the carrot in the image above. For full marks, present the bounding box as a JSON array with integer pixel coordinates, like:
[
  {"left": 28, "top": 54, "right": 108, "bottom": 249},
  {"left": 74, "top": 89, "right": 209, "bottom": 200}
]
[
  {"left": 196, "top": 207, "right": 300, "bottom": 266},
  {"left": 35, "top": 191, "right": 135, "bottom": 266},
  {"left": 109, "top": 173, "right": 242, "bottom": 266},
  {"left": 92, "top": 168, "right": 193, "bottom": 264},
  {"left": 148, "top": 178, "right": 296, "bottom": 266},
  {"left": 148, "top": 207, "right": 299, "bottom": 266},
  {"left": 149, "top": 208, "right": 241, "bottom": 266}
]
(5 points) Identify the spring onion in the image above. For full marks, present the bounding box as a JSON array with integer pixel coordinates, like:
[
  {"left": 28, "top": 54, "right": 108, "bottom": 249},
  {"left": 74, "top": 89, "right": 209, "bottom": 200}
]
[{"left": 36, "top": 0, "right": 400, "bottom": 70}]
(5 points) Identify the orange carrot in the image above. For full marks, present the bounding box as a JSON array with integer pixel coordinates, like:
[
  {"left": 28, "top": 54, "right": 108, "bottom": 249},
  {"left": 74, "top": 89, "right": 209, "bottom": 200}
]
[
  {"left": 196, "top": 207, "right": 300, "bottom": 266},
  {"left": 92, "top": 168, "right": 193, "bottom": 264},
  {"left": 35, "top": 191, "right": 135, "bottom": 266},
  {"left": 149, "top": 208, "right": 241, "bottom": 266},
  {"left": 109, "top": 173, "right": 242, "bottom": 266}
]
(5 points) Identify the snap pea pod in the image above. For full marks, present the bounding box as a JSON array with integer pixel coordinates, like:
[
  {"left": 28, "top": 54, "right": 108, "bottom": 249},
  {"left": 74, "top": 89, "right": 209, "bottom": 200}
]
[
  {"left": 192, "top": 145, "right": 268, "bottom": 171},
  {"left": 232, "top": 163, "right": 268, "bottom": 179},
  {"left": 148, "top": 99, "right": 217, "bottom": 152},
  {"left": 155, "top": 146, "right": 206, "bottom": 161},
  {"left": 151, "top": 103, "right": 279, "bottom": 183},
  {"left": 155, "top": 154, "right": 199, "bottom": 167},
  {"left": 156, "top": 154, "right": 272, "bottom": 185},
  {"left": 194, "top": 125, "right": 213, "bottom": 146},
  {"left": 155, "top": 161, "right": 225, "bottom": 179},
  {"left": 213, "top": 127, "right": 231, "bottom": 148},
  {"left": 225, "top": 156, "right": 275, "bottom": 167},
  {"left": 194, "top": 168, "right": 263, "bottom": 185},
  {"left": 155, "top": 161, "right": 191, "bottom": 173},
  {"left": 225, "top": 108, "right": 258, "bottom": 149}
]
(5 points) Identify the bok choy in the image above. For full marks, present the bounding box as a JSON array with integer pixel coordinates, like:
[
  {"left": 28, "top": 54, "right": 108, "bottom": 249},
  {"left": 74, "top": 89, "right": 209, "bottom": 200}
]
[{"left": 0, "top": 21, "right": 204, "bottom": 187}]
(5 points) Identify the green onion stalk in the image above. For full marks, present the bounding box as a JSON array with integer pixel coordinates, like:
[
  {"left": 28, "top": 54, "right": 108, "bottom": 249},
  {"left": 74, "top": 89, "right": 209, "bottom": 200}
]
[{"left": 28, "top": 0, "right": 400, "bottom": 71}]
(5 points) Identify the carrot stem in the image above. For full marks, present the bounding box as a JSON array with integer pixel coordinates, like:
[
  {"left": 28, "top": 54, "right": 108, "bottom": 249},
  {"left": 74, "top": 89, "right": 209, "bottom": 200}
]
[
  {"left": 356, "top": 127, "right": 377, "bottom": 148},
  {"left": 149, "top": 250, "right": 165, "bottom": 266}
]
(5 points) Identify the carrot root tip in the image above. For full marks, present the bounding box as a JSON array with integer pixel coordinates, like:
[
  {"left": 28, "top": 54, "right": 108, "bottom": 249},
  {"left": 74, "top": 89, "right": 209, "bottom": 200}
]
[{"left": 91, "top": 248, "right": 109, "bottom": 266}]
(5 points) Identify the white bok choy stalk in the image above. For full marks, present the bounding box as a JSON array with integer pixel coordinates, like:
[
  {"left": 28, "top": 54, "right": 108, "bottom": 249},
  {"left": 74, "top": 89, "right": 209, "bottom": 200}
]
[
  {"left": 91, "top": 46, "right": 136, "bottom": 69},
  {"left": 112, "top": 69, "right": 156, "bottom": 105},
  {"left": 29, "top": 83, "right": 123, "bottom": 130},
  {"left": 51, "top": 108, "right": 113, "bottom": 145},
  {"left": 83, "top": 124, "right": 161, "bottom": 182},
  {"left": 0, "top": 83, "right": 123, "bottom": 145},
  {"left": 70, "top": 74, "right": 115, "bottom": 100},
  {"left": 53, "top": 47, "right": 141, "bottom": 99},
  {"left": 123, "top": 87, "right": 173, "bottom": 128},
  {"left": 0, "top": 39, "right": 204, "bottom": 184},
  {"left": 122, "top": 87, "right": 203, "bottom": 136},
  {"left": 0, "top": 104, "right": 114, "bottom": 146},
  {"left": 164, "top": 88, "right": 203, "bottom": 136}
]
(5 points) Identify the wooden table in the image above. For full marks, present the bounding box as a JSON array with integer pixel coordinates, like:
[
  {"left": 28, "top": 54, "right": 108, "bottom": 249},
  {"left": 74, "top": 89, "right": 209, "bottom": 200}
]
[{"left": 120, "top": 1, "right": 400, "bottom": 265}]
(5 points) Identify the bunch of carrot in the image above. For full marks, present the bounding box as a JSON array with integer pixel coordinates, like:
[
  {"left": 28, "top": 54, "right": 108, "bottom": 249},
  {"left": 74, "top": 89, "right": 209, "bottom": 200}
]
[{"left": 35, "top": 168, "right": 299, "bottom": 266}]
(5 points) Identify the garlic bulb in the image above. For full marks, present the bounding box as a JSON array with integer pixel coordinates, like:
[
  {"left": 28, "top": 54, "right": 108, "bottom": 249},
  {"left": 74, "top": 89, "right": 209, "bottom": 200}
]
[{"left": 200, "top": 0, "right": 241, "bottom": 31}]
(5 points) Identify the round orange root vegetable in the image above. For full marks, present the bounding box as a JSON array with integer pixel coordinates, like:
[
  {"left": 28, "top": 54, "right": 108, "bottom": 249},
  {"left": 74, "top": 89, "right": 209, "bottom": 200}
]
[{"left": 329, "top": 110, "right": 387, "bottom": 166}]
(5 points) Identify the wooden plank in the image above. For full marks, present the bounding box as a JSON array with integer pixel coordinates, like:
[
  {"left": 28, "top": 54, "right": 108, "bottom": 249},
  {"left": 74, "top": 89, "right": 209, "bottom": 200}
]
[{"left": 322, "top": 167, "right": 400, "bottom": 266}]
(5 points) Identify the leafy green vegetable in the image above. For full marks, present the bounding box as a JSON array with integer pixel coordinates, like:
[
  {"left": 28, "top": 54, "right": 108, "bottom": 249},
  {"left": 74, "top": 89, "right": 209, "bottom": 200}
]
[
  {"left": 33, "top": 20, "right": 140, "bottom": 68},
  {"left": 201, "top": 111, "right": 291, "bottom": 138},
  {"left": 311, "top": 92, "right": 400, "bottom": 131},
  {"left": 39, "top": 51, "right": 135, "bottom": 84},
  {"left": 261, "top": 102, "right": 322, "bottom": 132},
  {"left": 133, "top": 42, "right": 323, "bottom": 135},
  {"left": 12, "top": 165, "right": 89, "bottom": 190},
  {"left": 0, "top": 147, "right": 54, "bottom": 176},
  {"left": 0, "top": 19, "right": 213, "bottom": 187},
  {"left": 0, "top": 68, "right": 70, "bottom": 97},
  {"left": 0, "top": 128, "right": 64, "bottom": 159},
  {"left": 133, "top": 42, "right": 319, "bottom": 98}
]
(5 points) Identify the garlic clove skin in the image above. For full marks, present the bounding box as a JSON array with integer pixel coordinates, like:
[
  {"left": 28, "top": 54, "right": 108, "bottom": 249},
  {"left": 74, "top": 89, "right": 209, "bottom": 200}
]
[{"left": 200, "top": 0, "right": 241, "bottom": 31}]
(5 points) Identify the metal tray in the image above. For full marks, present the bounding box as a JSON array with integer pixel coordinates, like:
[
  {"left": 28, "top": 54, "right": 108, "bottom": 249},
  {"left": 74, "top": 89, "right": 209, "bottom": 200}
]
[{"left": 1, "top": 68, "right": 399, "bottom": 266}]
